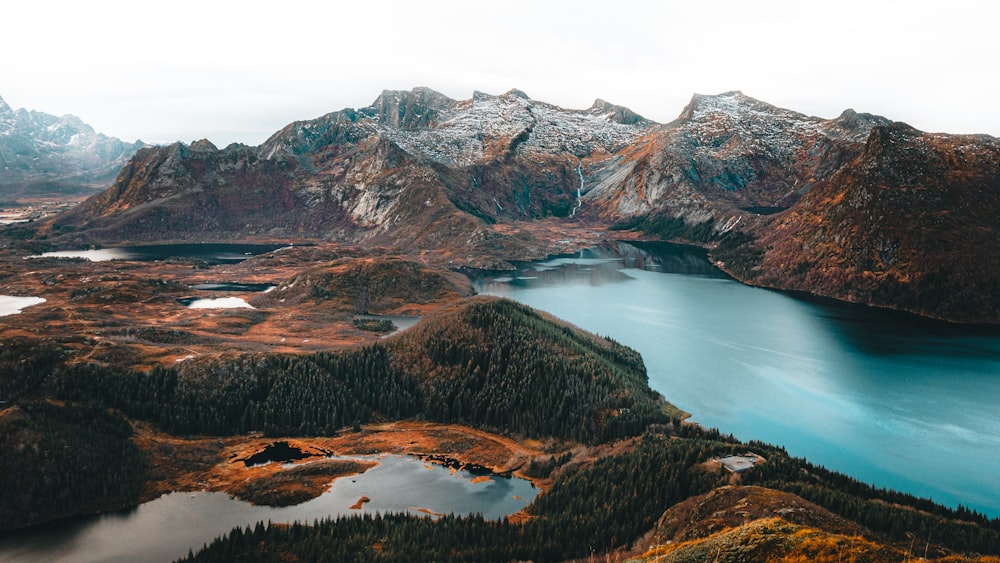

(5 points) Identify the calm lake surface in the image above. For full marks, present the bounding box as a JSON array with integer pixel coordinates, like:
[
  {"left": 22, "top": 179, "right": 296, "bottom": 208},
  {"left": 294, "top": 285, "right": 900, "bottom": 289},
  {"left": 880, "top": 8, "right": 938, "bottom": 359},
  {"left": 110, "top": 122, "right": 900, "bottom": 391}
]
[
  {"left": 473, "top": 241, "right": 1000, "bottom": 517},
  {"left": 0, "top": 455, "right": 536, "bottom": 563},
  {"left": 36, "top": 243, "right": 291, "bottom": 264}
]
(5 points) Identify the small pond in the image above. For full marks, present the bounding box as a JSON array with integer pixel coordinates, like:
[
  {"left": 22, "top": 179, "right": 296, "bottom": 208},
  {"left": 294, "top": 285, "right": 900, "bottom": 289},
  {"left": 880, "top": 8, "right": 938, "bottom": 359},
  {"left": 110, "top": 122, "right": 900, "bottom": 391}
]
[
  {"left": 179, "top": 297, "right": 255, "bottom": 309},
  {"left": 189, "top": 283, "right": 276, "bottom": 292},
  {"left": 354, "top": 313, "right": 422, "bottom": 335}
]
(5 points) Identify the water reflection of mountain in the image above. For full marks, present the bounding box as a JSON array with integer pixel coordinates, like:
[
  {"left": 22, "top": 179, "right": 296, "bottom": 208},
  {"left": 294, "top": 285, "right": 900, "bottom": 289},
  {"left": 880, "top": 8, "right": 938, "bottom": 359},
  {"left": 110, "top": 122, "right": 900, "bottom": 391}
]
[
  {"left": 37, "top": 243, "right": 292, "bottom": 264},
  {"left": 801, "top": 294, "right": 1000, "bottom": 359},
  {"left": 615, "top": 241, "right": 727, "bottom": 277},
  {"left": 482, "top": 241, "right": 724, "bottom": 290}
]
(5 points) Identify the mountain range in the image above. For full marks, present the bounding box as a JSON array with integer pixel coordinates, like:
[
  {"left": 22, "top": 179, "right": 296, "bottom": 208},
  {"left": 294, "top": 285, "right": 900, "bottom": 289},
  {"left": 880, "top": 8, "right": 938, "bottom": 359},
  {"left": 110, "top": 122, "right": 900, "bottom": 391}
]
[
  {"left": 0, "top": 95, "right": 145, "bottom": 199},
  {"left": 38, "top": 87, "right": 1000, "bottom": 323}
]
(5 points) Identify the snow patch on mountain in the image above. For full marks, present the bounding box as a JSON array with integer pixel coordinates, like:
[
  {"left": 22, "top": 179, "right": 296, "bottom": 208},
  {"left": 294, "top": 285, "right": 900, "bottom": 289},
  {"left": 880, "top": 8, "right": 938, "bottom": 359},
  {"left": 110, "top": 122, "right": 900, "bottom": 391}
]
[
  {"left": 362, "top": 89, "right": 654, "bottom": 166},
  {"left": 0, "top": 94, "right": 146, "bottom": 196}
]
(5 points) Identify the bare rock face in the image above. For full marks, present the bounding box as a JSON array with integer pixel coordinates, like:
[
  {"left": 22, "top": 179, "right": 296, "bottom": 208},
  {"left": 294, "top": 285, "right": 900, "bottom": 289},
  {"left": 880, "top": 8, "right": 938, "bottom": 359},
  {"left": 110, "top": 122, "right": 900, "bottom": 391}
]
[
  {"left": 0, "top": 95, "right": 146, "bottom": 198},
  {"left": 364, "top": 87, "right": 456, "bottom": 130},
  {"left": 584, "top": 91, "right": 891, "bottom": 233}
]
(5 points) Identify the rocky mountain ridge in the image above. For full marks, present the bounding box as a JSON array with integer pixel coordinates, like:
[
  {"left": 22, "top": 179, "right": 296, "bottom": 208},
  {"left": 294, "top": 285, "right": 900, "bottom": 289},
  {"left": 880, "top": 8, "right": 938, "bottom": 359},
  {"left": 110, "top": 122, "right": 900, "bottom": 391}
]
[
  {"left": 0, "top": 95, "right": 146, "bottom": 198},
  {"left": 40, "top": 87, "right": 1000, "bottom": 322},
  {"left": 733, "top": 121, "right": 1000, "bottom": 322},
  {"left": 586, "top": 91, "right": 892, "bottom": 223},
  {"left": 52, "top": 88, "right": 658, "bottom": 266}
]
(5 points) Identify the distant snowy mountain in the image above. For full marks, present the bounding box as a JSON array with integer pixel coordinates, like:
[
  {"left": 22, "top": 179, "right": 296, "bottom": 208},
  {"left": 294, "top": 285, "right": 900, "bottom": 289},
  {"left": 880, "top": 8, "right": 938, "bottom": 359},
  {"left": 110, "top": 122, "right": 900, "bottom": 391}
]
[{"left": 0, "top": 95, "right": 146, "bottom": 199}]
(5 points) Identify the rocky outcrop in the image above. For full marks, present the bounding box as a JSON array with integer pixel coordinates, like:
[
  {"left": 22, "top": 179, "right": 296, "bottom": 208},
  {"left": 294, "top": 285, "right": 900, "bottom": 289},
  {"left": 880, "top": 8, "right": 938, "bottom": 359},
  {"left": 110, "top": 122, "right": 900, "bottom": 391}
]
[
  {"left": 635, "top": 486, "right": 905, "bottom": 562},
  {"left": 651, "top": 485, "right": 864, "bottom": 544},
  {"left": 364, "top": 87, "right": 457, "bottom": 129},
  {"left": 0, "top": 95, "right": 145, "bottom": 198}
]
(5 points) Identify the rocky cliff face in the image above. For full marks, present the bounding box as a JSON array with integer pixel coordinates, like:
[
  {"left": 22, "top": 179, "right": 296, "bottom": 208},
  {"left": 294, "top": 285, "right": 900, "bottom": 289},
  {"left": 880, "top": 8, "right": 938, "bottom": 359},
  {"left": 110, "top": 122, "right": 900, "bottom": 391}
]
[
  {"left": 584, "top": 91, "right": 890, "bottom": 230},
  {"left": 0, "top": 95, "right": 145, "bottom": 198},
  {"left": 727, "top": 123, "right": 1000, "bottom": 322},
  {"left": 46, "top": 88, "right": 1000, "bottom": 321}
]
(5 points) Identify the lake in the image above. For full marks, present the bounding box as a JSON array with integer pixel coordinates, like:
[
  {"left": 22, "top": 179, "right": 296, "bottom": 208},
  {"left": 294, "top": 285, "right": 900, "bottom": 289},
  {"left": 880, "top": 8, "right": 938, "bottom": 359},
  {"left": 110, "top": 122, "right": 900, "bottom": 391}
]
[
  {"left": 355, "top": 313, "right": 423, "bottom": 335},
  {"left": 35, "top": 243, "right": 292, "bottom": 264},
  {"left": 473, "top": 241, "right": 1000, "bottom": 517},
  {"left": 0, "top": 455, "right": 536, "bottom": 563}
]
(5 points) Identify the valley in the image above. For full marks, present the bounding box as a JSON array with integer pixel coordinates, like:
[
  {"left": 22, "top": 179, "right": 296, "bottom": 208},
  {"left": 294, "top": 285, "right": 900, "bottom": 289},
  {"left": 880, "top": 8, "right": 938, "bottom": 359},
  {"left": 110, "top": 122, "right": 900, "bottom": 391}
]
[
  {"left": 20, "top": 88, "right": 995, "bottom": 324},
  {"left": 0, "top": 218, "right": 621, "bottom": 369}
]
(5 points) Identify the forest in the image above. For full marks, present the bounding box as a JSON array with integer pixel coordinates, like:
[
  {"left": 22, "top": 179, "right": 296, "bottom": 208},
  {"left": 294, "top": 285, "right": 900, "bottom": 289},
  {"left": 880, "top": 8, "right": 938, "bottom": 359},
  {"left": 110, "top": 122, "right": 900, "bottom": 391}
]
[
  {"left": 0, "top": 401, "right": 144, "bottom": 530},
  {"left": 49, "top": 298, "right": 673, "bottom": 442}
]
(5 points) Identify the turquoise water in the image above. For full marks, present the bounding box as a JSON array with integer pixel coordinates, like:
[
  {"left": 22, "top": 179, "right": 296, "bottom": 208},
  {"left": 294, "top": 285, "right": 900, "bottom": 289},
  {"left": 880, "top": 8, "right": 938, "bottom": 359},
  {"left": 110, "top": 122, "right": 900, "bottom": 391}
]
[{"left": 474, "top": 241, "right": 1000, "bottom": 517}]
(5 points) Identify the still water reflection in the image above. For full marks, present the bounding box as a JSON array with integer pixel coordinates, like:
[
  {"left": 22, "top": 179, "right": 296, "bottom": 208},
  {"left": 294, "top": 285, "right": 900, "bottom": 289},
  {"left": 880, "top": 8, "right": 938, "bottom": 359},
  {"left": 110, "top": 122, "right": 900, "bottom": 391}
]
[
  {"left": 474, "top": 241, "right": 1000, "bottom": 517},
  {"left": 35, "top": 243, "right": 291, "bottom": 264},
  {"left": 0, "top": 455, "right": 535, "bottom": 563}
]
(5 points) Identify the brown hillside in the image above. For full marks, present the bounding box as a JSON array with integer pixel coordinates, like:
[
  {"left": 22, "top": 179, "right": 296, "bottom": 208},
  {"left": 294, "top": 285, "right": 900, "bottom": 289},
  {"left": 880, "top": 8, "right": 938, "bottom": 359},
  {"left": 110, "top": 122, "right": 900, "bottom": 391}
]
[
  {"left": 651, "top": 485, "right": 864, "bottom": 545},
  {"left": 742, "top": 124, "right": 1000, "bottom": 322},
  {"left": 251, "top": 256, "right": 473, "bottom": 314}
]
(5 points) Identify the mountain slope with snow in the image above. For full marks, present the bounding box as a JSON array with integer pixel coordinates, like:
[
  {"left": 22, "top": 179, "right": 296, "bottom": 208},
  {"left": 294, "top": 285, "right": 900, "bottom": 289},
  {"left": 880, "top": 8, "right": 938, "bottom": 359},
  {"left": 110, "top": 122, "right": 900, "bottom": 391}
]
[
  {"left": 584, "top": 90, "right": 891, "bottom": 227},
  {"left": 0, "top": 95, "right": 146, "bottom": 198}
]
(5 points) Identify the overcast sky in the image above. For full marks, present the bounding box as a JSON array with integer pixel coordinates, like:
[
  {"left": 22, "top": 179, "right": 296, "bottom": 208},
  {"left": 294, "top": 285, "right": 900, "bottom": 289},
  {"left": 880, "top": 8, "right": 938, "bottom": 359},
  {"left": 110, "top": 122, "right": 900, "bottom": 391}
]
[{"left": 3, "top": 0, "right": 998, "bottom": 146}]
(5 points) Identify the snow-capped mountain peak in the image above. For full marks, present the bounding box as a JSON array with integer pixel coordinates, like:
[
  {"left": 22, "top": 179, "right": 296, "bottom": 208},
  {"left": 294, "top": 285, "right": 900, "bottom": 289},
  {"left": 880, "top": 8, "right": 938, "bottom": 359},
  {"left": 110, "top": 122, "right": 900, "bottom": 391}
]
[{"left": 0, "top": 94, "right": 146, "bottom": 197}]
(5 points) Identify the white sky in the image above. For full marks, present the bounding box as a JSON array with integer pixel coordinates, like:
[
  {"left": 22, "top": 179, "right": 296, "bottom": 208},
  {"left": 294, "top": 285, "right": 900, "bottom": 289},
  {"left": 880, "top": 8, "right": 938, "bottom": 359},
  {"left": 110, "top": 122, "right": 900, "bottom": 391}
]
[{"left": 3, "top": 0, "right": 998, "bottom": 146}]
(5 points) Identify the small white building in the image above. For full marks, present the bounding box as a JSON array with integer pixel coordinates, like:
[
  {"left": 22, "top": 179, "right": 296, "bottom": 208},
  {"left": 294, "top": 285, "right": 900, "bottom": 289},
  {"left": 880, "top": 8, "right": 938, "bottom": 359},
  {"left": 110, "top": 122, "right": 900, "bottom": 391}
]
[{"left": 715, "top": 453, "right": 764, "bottom": 473}]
